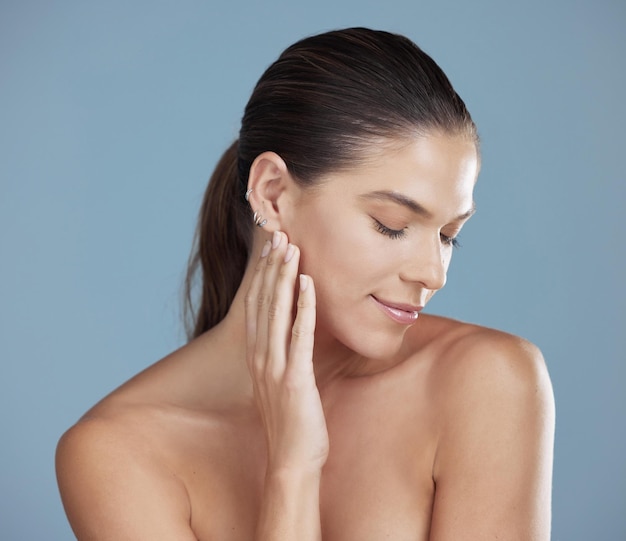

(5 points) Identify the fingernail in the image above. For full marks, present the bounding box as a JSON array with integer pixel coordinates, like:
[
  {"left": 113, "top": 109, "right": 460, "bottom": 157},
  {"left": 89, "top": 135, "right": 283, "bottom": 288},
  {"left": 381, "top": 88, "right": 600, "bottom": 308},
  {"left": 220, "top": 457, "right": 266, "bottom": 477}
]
[
  {"left": 284, "top": 243, "right": 295, "bottom": 263},
  {"left": 299, "top": 274, "right": 308, "bottom": 291},
  {"left": 272, "top": 231, "right": 281, "bottom": 249},
  {"left": 261, "top": 241, "right": 271, "bottom": 258}
]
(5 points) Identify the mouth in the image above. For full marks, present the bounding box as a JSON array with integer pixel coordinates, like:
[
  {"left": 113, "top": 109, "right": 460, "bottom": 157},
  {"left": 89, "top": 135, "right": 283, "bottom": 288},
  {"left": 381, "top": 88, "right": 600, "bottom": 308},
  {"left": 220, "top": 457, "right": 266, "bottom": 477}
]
[{"left": 370, "top": 295, "right": 423, "bottom": 325}]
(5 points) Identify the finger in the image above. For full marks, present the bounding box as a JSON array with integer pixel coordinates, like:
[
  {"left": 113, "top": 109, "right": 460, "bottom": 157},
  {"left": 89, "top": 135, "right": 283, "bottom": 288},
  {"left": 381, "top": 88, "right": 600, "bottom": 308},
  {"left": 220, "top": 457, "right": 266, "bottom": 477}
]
[
  {"left": 245, "top": 239, "right": 271, "bottom": 369},
  {"left": 255, "top": 231, "right": 289, "bottom": 368},
  {"left": 267, "top": 243, "right": 300, "bottom": 375},
  {"left": 288, "top": 274, "right": 316, "bottom": 375}
]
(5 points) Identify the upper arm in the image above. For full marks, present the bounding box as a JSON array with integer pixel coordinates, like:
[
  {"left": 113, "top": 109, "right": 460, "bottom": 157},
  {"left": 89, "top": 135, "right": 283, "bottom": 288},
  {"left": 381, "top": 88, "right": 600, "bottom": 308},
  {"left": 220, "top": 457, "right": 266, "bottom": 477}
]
[
  {"left": 56, "top": 419, "right": 198, "bottom": 541},
  {"left": 430, "top": 333, "right": 555, "bottom": 541}
]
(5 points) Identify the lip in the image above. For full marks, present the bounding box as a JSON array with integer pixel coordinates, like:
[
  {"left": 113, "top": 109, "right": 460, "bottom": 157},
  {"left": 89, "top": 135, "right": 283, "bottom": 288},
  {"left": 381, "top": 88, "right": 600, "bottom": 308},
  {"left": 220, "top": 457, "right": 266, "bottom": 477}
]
[{"left": 370, "top": 295, "right": 423, "bottom": 325}]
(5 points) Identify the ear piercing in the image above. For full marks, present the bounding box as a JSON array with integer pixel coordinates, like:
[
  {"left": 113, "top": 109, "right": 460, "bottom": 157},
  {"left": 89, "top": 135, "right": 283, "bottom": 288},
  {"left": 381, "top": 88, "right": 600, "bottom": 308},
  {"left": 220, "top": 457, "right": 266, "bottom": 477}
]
[
  {"left": 246, "top": 188, "right": 267, "bottom": 227},
  {"left": 253, "top": 210, "right": 267, "bottom": 228}
]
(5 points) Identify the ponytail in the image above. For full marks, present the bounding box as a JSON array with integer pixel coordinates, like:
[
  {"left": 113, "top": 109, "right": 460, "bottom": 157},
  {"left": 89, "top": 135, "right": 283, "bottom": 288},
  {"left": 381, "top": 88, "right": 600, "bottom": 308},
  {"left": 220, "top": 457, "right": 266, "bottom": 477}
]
[{"left": 184, "top": 140, "right": 252, "bottom": 339}]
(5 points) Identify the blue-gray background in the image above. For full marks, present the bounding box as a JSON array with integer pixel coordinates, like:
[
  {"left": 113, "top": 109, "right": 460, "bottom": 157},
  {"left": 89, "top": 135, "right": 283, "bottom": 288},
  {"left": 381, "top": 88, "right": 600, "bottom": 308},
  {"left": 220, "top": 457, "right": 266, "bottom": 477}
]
[{"left": 1, "top": 0, "right": 624, "bottom": 539}]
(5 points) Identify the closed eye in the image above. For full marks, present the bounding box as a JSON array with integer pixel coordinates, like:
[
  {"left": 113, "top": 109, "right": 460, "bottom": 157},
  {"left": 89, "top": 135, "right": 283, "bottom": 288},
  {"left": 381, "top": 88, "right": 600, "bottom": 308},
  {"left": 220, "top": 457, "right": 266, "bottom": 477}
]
[
  {"left": 374, "top": 217, "right": 461, "bottom": 248},
  {"left": 441, "top": 233, "right": 461, "bottom": 248},
  {"left": 373, "top": 218, "right": 406, "bottom": 240}
]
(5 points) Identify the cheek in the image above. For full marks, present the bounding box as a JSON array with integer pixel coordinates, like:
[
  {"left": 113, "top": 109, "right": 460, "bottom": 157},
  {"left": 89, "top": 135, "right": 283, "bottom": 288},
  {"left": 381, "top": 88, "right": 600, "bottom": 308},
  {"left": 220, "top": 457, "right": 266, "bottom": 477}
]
[
  {"left": 295, "top": 220, "right": 385, "bottom": 298},
  {"left": 285, "top": 200, "right": 399, "bottom": 300}
]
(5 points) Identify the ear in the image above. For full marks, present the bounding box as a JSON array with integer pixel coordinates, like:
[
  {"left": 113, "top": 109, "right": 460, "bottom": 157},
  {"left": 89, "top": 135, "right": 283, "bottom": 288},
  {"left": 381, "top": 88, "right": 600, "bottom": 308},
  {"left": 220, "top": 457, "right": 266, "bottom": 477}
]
[{"left": 246, "top": 151, "right": 296, "bottom": 232}]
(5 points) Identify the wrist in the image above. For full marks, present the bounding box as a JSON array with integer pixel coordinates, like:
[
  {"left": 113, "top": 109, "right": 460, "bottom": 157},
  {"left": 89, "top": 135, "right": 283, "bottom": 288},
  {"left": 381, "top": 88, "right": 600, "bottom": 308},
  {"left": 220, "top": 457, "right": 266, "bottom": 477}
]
[{"left": 265, "top": 465, "right": 323, "bottom": 486}]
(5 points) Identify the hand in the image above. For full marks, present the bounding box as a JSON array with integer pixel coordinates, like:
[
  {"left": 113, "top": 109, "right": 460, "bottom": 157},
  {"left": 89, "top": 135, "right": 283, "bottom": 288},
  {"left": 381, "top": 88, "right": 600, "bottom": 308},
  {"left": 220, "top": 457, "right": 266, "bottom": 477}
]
[{"left": 245, "top": 231, "right": 329, "bottom": 475}]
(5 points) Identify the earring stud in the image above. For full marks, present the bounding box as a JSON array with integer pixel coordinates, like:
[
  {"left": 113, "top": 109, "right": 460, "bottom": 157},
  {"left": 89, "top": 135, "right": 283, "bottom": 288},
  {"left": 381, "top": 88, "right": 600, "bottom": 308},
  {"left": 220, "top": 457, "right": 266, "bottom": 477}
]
[{"left": 245, "top": 188, "right": 252, "bottom": 201}]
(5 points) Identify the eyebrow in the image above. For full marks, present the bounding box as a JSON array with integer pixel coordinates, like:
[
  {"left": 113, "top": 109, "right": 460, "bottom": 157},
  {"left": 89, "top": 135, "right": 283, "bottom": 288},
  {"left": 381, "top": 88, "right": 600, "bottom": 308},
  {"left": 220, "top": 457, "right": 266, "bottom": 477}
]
[{"left": 359, "top": 190, "right": 476, "bottom": 221}]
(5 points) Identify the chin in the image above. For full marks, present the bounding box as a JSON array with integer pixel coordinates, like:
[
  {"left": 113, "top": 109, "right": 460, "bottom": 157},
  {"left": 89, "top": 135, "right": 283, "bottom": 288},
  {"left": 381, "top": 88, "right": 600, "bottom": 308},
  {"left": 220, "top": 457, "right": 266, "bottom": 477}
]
[{"left": 319, "top": 310, "right": 410, "bottom": 366}]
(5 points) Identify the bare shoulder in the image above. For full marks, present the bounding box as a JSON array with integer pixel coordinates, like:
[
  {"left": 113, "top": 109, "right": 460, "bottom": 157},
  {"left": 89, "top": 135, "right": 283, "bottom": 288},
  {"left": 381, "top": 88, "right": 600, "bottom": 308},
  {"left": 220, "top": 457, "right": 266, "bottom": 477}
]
[
  {"left": 422, "top": 316, "right": 553, "bottom": 411},
  {"left": 424, "top": 317, "right": 555, "bottom": 447},
  {"left": 55, "top": 330, "right": 252, "bottom": 539},
  {"left": 56, "top": 404, "right": 196, "bottom": 540},
  {"left": 55, "top": 335, "right": 223, "bottom": 540},
  {"left": 421, "top": 317, "right": 555, "bottom": 539}
]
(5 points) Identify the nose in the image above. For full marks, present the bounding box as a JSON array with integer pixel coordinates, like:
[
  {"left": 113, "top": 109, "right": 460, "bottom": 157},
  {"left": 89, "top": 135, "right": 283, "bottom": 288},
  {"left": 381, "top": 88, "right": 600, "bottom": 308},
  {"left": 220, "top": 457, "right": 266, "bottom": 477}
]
[{"left": 400, "top": 236, "right": 447, "bottom": 291}]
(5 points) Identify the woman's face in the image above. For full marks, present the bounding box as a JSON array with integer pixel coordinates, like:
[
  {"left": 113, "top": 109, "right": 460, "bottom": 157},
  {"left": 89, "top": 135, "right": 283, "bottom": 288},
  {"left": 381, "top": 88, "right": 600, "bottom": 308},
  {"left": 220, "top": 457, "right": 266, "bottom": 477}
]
[{"left": 284, "top": 133, "right": 479, "bottom": 362}]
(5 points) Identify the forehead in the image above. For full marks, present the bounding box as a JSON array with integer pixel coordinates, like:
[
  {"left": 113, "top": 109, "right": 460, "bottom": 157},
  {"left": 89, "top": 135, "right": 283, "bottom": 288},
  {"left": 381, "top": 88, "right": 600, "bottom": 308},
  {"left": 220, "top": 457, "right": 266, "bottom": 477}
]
[{"left": 317, "top": 134, "right": 479, "bottom": 215}]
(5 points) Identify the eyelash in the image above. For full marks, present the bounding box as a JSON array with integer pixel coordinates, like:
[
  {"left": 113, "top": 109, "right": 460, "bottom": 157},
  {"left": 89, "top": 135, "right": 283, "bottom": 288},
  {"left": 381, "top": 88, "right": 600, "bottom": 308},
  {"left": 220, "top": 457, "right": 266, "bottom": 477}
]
[
  {"left": 441, "top": 234, "right": 461, "bottom": 249},
  {"left": 373, "top": 219, "right": 406, "bottom": 239},
  {"left": 373, "top": 218, "right": 461, "bottom": 248}
]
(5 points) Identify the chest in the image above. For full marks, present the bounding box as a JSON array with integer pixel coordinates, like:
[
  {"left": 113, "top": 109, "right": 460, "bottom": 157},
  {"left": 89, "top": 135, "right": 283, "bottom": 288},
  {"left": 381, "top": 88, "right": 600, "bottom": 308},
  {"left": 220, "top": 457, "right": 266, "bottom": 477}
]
[{"left": 183, "top": 396, "right": 436, "bottom": 541}]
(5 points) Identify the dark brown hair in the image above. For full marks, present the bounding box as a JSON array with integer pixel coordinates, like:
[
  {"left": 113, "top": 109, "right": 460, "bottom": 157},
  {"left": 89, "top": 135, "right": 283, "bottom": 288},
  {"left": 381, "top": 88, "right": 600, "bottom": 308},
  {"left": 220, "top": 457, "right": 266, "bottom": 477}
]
[{"left": 184, "top": 27, "right": 478, "bottom": 339}]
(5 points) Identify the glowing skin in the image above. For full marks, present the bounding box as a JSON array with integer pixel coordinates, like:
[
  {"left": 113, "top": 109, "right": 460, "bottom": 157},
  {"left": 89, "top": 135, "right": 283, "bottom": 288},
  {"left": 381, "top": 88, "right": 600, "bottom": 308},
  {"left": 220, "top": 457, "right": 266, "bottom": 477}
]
[
  {"left": 56, "top": 133, "right": 553, "bottom": 541},
  {"left": 283, "top": 134, "right": 479, "bottom": 368}
]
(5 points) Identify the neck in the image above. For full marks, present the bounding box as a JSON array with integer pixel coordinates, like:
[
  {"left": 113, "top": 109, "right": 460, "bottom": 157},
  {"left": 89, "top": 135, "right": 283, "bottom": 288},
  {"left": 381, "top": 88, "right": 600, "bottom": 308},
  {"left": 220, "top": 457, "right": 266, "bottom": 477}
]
[{"left": 215, "top": 252, "right": 369, "bottom": 392}]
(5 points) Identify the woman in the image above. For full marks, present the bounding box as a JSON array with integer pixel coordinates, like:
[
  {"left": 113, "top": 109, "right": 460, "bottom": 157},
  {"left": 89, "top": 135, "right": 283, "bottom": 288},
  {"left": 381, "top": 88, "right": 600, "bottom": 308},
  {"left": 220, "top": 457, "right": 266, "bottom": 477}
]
[{"left": 56, "top": 28, "right": 555, "bottom": 540}]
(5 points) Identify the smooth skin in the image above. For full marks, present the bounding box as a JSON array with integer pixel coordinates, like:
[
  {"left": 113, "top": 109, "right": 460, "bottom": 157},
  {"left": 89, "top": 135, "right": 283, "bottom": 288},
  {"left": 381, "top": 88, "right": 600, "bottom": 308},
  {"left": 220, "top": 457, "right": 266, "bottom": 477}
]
[{"left": 56, "top": 133, "right": 555, "bottom": 540}]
